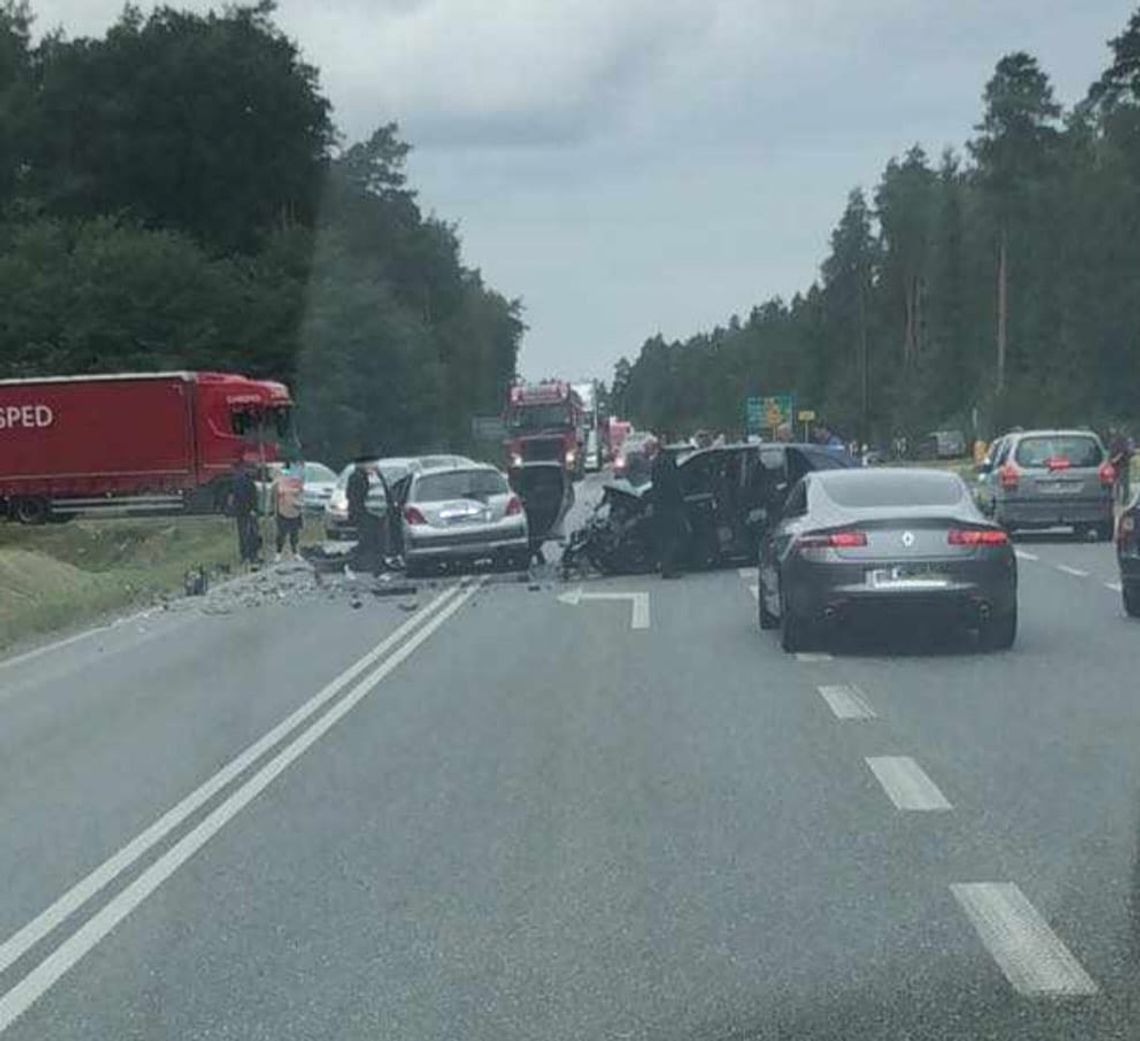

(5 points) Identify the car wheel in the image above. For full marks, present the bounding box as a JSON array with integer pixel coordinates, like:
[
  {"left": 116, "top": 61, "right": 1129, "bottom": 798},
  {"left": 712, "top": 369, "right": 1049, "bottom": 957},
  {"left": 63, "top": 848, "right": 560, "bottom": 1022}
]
[
  {"left": 981, "top": 605, "right": 1017, "bottom": 651},
  {"left": 758, "top": 574, "right": 778, "bottom": 630},
  {"left": 1097, "top": 521, "right": 1115, "bottom": 542},
  {"left": 779, "top": 585, "right": 804, "bottom": 653},
  {"left": 1123, "top": 583, "right": 1140, "bottom": 618},
  {"left": 13, "top": 496, "right": 48, "bottom": 525}
]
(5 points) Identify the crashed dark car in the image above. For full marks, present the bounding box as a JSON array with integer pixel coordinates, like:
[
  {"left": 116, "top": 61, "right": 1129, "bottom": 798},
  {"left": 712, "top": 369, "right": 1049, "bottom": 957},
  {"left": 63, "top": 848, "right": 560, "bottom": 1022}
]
[
  {"left": 508, "top": 461, "right": 576, "bottom": 561},
  {"left": 563, "top": 442, "right": 856, "bottom": 574}
]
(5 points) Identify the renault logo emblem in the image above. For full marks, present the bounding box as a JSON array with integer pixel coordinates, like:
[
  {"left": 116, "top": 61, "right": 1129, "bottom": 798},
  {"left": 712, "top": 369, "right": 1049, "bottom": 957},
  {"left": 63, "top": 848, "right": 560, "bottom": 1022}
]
[{"left": 901, "top": 531, "right": 915, "bottom": 548}]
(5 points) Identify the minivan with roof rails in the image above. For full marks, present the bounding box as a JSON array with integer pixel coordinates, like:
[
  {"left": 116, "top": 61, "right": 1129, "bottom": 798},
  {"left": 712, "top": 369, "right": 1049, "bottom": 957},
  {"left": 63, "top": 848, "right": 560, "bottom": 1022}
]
[{"left": 977, "top": 428, "right": 1115, "bottom": 539}]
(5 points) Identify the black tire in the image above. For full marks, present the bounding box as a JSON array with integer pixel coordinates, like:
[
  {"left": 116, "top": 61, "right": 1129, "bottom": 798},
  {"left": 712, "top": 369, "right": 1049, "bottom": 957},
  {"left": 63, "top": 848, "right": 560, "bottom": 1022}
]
[
  {"left": 13, "top": 496, "right": 48, "bottom": 525},
  {"left": 981, "top": 605, "right": 1017, "bottom": 651},
  {"left": 1097, "top": 521, "right": 1115, "bottom": 543},
  {"left": 1123, "top": 583, "right": 1140, "bottom": 618},
  {"left": 779, "top": 586, "right": 804, "bottom": 653},
  {"left": 758, "top": 575, "right": 778, "bottom": 630}
]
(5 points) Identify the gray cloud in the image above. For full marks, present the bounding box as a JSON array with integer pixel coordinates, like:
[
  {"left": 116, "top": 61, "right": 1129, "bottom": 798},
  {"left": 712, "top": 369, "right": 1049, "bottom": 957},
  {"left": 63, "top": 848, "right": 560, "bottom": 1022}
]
[{"left": 26, "top": 0, "right": 1140, "bottom": 381}]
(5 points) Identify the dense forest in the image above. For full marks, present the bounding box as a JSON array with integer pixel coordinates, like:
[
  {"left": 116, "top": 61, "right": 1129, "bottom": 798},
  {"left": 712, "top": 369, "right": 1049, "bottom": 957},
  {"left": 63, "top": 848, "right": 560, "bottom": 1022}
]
[
  {"left": 614, "top": 11, "right": 1140, "bottom": 448},
  {"left": 0, "top": 1, "right": 523, "bottom": 463}
]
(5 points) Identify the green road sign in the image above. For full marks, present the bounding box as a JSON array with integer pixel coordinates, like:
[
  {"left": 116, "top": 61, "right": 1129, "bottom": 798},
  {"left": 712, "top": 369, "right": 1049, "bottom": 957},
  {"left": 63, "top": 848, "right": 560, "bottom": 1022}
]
[{"left": 746, "top": 394, "right": 795, "bottom": 434}]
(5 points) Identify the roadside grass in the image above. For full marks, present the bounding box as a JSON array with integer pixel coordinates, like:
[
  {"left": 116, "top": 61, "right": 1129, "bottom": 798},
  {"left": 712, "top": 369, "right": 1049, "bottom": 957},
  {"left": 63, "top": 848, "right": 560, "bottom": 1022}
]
[{"left": 0, "top": 513, "right": 319, "bottom": 651}]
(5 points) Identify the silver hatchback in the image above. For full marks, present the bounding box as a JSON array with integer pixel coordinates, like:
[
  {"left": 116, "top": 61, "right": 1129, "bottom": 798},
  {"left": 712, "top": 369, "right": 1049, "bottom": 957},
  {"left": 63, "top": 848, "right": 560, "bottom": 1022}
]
[
  {"left": 982, "top": 429, "right": 1114, "bottom": 540},
  {"left": 401, "top": 465, "right": 529, "bottom": 574}
]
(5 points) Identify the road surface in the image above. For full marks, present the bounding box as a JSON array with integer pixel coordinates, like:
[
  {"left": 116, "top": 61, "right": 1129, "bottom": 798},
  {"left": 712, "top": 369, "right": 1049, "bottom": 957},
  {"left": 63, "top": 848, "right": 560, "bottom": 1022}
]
[{"left": 1, "top": 473, "right": 1138, "bottom": 1040}]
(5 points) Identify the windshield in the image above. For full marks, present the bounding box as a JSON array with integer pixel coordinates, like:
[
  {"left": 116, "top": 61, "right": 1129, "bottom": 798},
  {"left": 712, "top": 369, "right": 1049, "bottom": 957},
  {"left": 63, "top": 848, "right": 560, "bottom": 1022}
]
[
  {"left": 507, "top": 404, "right": 571, "bottom": 431},
  {"left": 1015, "top": 435, "right": 1103, "bottom": 468},
  {"left": 412, "top": 469, "right": 509, "bottom": 501},
  {"left": 821, "top": 470, "right": 965, "bottom": 508},
  {"left": 5, "top": 4, "right": 1139, "bottom": 1040}
]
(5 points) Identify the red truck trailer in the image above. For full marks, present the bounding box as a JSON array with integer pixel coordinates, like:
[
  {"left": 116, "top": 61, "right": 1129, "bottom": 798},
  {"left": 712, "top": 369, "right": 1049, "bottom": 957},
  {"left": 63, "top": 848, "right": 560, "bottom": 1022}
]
[{"left": 0, "top": 371, "right": 294, "bottom": 523}]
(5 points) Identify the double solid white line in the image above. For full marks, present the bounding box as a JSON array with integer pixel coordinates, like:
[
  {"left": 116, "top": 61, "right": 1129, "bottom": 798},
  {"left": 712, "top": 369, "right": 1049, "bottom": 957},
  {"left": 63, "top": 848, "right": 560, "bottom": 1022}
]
[{"left": 0, "top": 580, "right": 480, "bottom": 1034}]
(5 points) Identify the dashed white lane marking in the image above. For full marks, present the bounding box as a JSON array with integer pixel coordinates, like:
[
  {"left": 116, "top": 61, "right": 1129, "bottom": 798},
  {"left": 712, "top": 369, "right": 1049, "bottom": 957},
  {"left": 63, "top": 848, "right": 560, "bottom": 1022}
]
[
  {"left": 795, "top": 652, "right": 833, "bottom": 663},
  {"left": 817, "top": 684, "right": 876, "bottom": 720},
  {"left": 951, "top": 883, "right": 1099, "bottom": 997},
  {"left": 1106, "top": 581, "right": 1123, "bottom": 593},
  {"left": 1014, "top": 550, "right": 1039, "bottom": 562},
  {"left": 1055, "top": 564, "right": 1089, "bottom": 578},
  {"left": 865, "top": 756, "right": 952, "bottom": 811}
]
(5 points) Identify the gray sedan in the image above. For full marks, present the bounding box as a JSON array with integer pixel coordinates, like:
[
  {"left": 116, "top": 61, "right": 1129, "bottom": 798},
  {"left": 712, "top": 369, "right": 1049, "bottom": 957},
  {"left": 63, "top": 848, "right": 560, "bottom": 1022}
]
[
  {"left": 758, "top": 468, "right": 1017, "bottom": 652},
  {"left": 401, "top": 464, "right": 529, "bottom": 575}
]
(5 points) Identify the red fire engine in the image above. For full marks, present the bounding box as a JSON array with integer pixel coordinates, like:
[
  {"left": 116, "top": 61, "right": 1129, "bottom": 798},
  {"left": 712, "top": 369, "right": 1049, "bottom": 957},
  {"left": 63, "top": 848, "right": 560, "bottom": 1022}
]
[{"left": 503, "top": 380, "right": 586, "bottom": 476}]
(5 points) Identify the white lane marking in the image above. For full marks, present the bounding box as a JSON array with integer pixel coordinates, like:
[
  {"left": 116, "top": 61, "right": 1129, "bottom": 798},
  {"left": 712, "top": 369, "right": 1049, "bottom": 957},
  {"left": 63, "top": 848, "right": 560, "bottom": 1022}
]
[
  {"left": 817, "top": 684, "right": 876, "bottom": 720},
  {"left": 0, "top": 583, "right": 465, "bottom": 979},
  {"left": 951, "top": 883, "right": 1099, "bottom": 997},
  {"left": 630, "top": 593, "right": 650, "bottom": 630},
  {"left": 1055, "top": 564, "right": 1089, "bottom": 578},
  {"left": 738, "top": 567, "right": 756, "bottom": 580},
  {"left": 748, "top": 584, "right": 759, "bottom": 601},
  {"left": 0, "top": 579, "right": 482, "bottom": 1035},
  {"left": 1106, "top": 581, "right": 1123, "bottom": 593},
  {"left": 865, "top": 756, "right": 952, "bottom": 811},
  {"left": 1014, "top": 550, "right": 1039, "bottom": 562},
  {"left": 795, "top": 652, "right": 833, "bottom": 663},
  {"left": 0, "top": 608, "right": 162, "bottom": 673},
  {"left": 557, "top": 587, "right": 650, "bottom": 629}
]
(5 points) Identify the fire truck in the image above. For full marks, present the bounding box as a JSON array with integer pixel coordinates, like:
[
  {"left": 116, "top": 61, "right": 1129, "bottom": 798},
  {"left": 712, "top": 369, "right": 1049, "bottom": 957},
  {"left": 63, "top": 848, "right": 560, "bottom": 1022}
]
[{"left": 503, "top": 380, "right": 586, "bottom": 477}]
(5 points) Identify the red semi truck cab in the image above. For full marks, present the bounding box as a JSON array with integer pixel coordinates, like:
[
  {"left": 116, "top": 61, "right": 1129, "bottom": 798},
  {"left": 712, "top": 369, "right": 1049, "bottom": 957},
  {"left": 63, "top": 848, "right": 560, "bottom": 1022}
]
[
  {"left": 0, "top": 371, "right": 294, "bottom": 523},
  {"left": 504, "top": 381, "right": 585, "bottom": 476}
]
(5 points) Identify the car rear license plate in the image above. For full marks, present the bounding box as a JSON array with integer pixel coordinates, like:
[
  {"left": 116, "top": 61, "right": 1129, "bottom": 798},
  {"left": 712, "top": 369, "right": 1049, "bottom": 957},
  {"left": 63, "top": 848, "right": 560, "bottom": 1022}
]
[
  {"left": 867, "top": 566, "right": 950, "bottom": 590},
  {"left": 1038, "top": 480, "right": 1078, "bottom": 494}
]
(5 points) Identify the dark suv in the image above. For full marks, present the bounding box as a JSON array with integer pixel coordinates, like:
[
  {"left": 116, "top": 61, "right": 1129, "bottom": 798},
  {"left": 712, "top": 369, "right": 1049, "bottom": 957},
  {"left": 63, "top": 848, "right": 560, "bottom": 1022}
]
[{"left": 679, "top": 442, "right": 856, "bottom": 566}]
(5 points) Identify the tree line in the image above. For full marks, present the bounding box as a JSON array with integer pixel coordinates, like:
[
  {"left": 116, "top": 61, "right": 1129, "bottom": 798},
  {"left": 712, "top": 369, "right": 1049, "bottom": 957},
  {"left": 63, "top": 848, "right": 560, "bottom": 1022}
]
[
  {"left": 0, "top": 1, "right": 523, "bottom": 464},
  {"left": 613, "top": 10, "right": 1140, "bottom": 448}
]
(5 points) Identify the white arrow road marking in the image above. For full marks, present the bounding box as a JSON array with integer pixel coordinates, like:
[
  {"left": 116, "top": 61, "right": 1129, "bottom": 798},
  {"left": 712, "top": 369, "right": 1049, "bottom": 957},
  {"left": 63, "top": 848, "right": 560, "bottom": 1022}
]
[
  {"left": 866, "top": 756, "right": 952, "bottom": 811},
  {"left": 951, "top": 883, "right": 1099, "bottom": 997},
  {"left": 794, "top": 652, "right": 833, "bottom": 663},
  {"left": 748, "top": 584, "right": 759, "bottom": 600},
  {"left": 557, "top": 587, "right": 650, "bottom": 629},
  {"left": 1014, "top": 550, "right": 1039, "bottom": 562},
  {"left": 1106, "top": 581, "right": 1123, "bottom": 593}
]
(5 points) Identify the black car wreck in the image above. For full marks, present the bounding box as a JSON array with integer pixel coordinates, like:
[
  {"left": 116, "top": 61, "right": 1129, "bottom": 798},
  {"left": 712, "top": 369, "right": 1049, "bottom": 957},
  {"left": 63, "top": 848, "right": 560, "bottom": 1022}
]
[{"left": 562, "top": 442, "right": 856, "bottom": 575}]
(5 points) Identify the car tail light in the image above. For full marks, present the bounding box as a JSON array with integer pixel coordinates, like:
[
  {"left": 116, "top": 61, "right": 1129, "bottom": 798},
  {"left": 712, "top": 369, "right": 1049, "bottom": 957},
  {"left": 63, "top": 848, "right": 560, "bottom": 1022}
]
[
  {"left": 797, "top": 530, "right": 867, "bottom": 552},
  {"left": 1045, "top": 456, "right": 1070, "bottom": 471},
  {"left": 1099, "top": 461, "right": 1116, "bottom": 487},
  {"left": 948, "top": 528, "right": 1009, "bottom": 546},
  {"left": 614, "top": 455, "right": 626, "bottom": 470},
  {"left": 404, "top": 506, "right": 427, "bottom": 525},
  {"left": 506, "top": 495, "right": 523, "bottom": 516},
  {"left": 998, "top": 463, "right": 1019, "bottom": 489}
]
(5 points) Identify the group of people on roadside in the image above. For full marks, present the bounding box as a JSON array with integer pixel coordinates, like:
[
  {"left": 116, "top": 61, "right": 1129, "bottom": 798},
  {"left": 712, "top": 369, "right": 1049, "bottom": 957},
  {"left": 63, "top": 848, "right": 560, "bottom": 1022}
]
[{"left": 229, "top": 457, "right": 306, "bottom": 568}]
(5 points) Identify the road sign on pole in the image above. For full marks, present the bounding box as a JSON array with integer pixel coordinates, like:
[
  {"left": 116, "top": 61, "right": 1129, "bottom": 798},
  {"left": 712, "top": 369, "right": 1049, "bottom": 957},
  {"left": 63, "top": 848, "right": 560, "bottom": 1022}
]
[{"left": 745, "top": 394, "right": 795, "bottom": 436}]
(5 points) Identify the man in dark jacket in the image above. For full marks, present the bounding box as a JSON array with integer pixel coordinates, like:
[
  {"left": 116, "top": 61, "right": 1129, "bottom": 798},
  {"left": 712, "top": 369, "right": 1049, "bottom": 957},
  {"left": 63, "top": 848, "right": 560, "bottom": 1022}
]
[
  {"left": 347, "top": 456, "right": 383, "bottom": 576},
  {"left": 650, "top": 438, "right": 687, "bottom": 578},
  {"left": 231, "top": 461, "right": 261, "bottom": 567}
]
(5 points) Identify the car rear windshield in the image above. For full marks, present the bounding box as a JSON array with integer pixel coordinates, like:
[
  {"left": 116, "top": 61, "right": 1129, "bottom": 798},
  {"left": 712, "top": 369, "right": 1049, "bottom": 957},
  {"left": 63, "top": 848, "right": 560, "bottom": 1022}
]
[
  {"left": 413, "top": 470, "right": 509, "bottom": 502},
  {"left": 1014, "top": 435, "right": 1102, "bottom": 468},
  {"left": 820, "top": 471, "right": 964, "bottom": 508}
]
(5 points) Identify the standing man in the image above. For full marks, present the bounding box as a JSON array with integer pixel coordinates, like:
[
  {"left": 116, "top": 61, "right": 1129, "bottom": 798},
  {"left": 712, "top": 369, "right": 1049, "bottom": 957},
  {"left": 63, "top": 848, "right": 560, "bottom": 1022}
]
[
  {"left": 650, "top": 437, "right": 687, "bottom": 579},
  {"left": 230, "top": 460, "right": 261, "bottom": 568},
  {"left": 272, "top": 459, "right": 304, "bottom": 562},
  {"left": 346, "top": 455, "right": 381, "bottom": 577},
  {"left": 1109, "top": 428, "right": 1133, "bottom": 505}
]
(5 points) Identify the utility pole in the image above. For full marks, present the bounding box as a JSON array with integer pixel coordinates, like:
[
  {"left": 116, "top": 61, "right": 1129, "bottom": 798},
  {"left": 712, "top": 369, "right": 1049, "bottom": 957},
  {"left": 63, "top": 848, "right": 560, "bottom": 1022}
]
[{"left": 996, "top": 225, "right": 1008, "bottom": 393}]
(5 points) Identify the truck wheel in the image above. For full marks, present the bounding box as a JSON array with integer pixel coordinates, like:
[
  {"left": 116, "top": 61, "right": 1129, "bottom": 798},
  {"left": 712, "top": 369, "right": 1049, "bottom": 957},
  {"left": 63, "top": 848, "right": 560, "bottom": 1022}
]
[{"left": 13, "top": 497, "right": 48, "bottom": 525}]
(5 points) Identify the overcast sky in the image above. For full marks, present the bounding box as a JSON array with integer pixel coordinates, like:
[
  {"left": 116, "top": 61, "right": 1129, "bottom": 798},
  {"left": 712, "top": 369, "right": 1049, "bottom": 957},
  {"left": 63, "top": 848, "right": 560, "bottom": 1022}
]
[{"left": 31, "top": 1, "right": 1139, "bottom": 381}]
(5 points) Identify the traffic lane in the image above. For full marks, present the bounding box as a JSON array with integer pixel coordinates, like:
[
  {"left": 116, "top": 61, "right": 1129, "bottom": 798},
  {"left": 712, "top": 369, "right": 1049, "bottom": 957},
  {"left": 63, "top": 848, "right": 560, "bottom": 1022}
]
[
  {"left": 1011, "top": 533, "right": 1123, "bottom": 588},
  {"left": 4, "top": 568, "right": 1117, "bottom": 1040},
  {"left": 0, "top": 580, "right": 434, "bottom": 948},
  {"left": 820, "top": 555, "right": 1140, "bottom": 1005}
]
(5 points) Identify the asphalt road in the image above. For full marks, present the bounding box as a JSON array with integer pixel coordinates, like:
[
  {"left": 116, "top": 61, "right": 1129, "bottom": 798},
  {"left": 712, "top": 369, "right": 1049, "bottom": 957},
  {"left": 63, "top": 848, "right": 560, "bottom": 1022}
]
[{"left": 2, "top": 477, "right": 1139, "bottom": 1040}]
